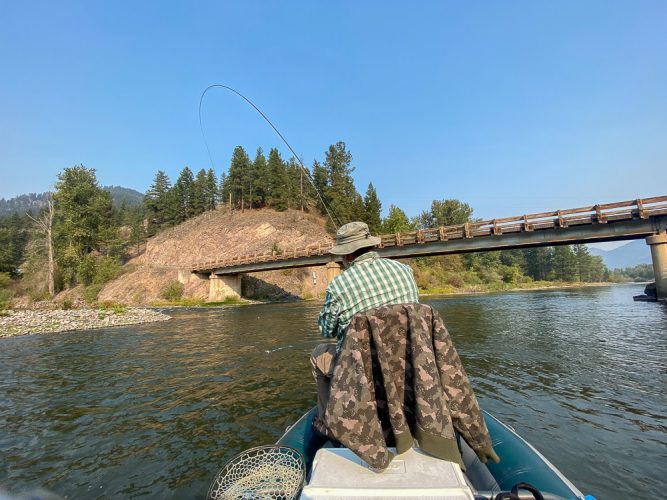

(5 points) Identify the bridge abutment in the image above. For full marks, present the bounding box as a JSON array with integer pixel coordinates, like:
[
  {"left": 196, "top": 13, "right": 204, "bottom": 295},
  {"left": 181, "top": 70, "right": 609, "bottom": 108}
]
[
  {"left": 209, "top": 273, "right": 242, "bottom": 301},
  {"left": 646, "top": 232, "right": 667, "bottom": 301}
]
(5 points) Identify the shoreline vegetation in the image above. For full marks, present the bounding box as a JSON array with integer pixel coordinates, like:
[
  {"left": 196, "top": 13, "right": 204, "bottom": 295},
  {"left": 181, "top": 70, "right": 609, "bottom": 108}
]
[
  {"left": 417, "top": 280, "right": 631, "bottom": 296},
  {"left": 0, "top": 281, "right": 643, "bottom": 339},
  {"left": 1, "top": 150, "right": 655, "bottom": 324}
]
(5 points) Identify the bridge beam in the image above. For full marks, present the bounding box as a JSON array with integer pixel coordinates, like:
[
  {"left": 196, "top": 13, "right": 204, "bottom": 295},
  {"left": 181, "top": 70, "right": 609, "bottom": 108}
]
[
  {"left": 209, "top": 273, "right": 241, "bottom": 301},
  {"left": 646, "top": 232, "right": 667, "bottom": 301}
]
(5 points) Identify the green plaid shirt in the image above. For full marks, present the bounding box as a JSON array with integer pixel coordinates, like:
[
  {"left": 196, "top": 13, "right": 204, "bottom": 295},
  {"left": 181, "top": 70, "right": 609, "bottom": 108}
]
[{"left": 318, "top": 251, "right": 420, "bottom": 351}]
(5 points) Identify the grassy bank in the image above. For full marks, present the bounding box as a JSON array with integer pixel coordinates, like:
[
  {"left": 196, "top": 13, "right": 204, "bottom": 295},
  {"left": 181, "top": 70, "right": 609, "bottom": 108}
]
[{"left": 418, "top": 280, "right": 615, "bottom": 296}]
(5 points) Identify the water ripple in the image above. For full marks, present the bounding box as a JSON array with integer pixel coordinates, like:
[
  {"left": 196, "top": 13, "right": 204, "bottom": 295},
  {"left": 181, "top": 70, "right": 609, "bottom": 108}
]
[{"left": 1, "top": 286, "right": 665, "bottom": 499}]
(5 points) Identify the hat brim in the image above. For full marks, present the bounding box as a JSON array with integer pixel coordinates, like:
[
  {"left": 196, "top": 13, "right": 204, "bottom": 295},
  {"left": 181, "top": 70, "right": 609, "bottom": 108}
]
[{"left": 329, "top": 235, "right": 381, "bottom": 255}]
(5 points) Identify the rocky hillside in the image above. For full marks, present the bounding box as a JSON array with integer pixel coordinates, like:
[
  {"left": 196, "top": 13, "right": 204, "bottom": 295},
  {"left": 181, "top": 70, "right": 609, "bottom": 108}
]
[{"left": 99, "top": 208, "right": 334, "bottom": 304}]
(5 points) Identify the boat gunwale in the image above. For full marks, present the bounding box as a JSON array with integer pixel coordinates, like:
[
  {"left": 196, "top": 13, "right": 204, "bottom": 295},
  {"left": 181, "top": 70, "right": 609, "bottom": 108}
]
[{"left": 277, "top": 406, "right": 587, "bottom": 500}]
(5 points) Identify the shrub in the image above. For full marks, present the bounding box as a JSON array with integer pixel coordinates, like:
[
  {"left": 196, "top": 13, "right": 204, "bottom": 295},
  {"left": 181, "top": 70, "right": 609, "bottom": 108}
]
[
  {"left": 77, "top": 254, "right": 97, "bottom": 286},
  {"left": 176, "top": 298, "right": 206, "bottom": 306},
  {"left": 445, "top": 273, "right": 464, "bottom": 288},
  {"left": 28, "top": 289, "right": 50, "bottom": 302},
  {"left": 94, "top": 256, "right": 123, "bottom": 284},
  {"left": 83, "top": 283, "right": 104, "bottom": 304},
  {"left": 100, "top": 301, "right": 126, "bottom": 314},
  {"left": 501, "top": 265, "right": 522, "bottom": 284},
  {"left": 0, "top": 272, "right": 12, "bottom": 311},
  {"left": 61, "top": 299, "right": 73, "bottom": 310},
  {"left": 161, "top": 280, "right": 184, "bottom": 301}
]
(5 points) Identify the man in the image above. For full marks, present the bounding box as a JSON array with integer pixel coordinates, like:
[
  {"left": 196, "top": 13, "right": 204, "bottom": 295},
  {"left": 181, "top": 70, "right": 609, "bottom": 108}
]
[{"left": 310, "top": 221, "right": 420, "bottom": 428}]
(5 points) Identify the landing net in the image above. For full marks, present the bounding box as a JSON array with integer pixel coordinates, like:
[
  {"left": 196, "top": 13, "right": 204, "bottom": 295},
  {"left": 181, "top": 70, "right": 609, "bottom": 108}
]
[{"left": 208, "top": 445, "right": 305, "bottom": 500}]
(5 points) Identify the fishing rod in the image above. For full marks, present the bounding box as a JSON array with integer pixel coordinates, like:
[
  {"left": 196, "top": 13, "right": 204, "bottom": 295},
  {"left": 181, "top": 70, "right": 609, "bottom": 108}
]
[{"left": 198, "top": 84, "right": 341, "bottom": 229}]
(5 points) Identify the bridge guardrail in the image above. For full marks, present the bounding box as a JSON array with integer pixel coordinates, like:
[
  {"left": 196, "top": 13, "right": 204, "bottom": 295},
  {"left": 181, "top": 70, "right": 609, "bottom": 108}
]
[{"left": 191, "top": 195, "right": 667, "bottom": 272}]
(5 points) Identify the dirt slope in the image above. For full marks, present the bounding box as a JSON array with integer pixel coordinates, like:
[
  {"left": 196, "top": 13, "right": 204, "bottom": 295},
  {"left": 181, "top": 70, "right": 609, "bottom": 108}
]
[{"left": 99, "top": 208, "right": 334, "bottom": 304}]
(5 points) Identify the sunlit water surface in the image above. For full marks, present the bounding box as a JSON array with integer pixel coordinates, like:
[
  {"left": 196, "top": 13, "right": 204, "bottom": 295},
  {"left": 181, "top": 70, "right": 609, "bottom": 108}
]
[{"left": 1, "top": 284, "right": 665, "bottom": 499}]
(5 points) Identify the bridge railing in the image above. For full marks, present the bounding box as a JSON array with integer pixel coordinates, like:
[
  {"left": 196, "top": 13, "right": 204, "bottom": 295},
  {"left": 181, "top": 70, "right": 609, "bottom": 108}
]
[
  {"left": 191, "top": 242, "right": 333, "bottom": 272},
  {"left": 378, "top": 195, "right": 667, "bottom": 247},
  {"left": 191, "top": 196, "right": 667, "bottom": 272}
]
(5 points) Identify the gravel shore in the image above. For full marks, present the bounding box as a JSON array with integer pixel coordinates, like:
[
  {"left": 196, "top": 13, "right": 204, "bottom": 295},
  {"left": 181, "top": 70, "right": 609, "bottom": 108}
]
[{"left": 0, "top": 308, "right": 171, "bottom": 338}]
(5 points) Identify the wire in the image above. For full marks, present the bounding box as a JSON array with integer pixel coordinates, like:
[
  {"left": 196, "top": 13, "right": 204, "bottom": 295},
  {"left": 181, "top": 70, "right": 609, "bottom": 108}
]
[{"left": 198, "top": 84, "right": 341, "bottom": 229}]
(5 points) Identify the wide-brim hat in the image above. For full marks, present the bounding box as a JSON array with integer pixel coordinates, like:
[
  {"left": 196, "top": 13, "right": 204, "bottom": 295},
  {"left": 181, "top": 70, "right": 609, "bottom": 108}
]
[{"left": 329, "top": 221, "right": 381, "bottom": 255}]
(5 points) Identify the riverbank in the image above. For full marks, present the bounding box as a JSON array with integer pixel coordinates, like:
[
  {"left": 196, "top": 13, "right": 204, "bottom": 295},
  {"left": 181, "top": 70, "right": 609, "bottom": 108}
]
[
  {"left": 0, "top": 282, "right": 640, "bottom": 338},
  {"left": 0, "top": 308, "right": 171, "bottom": 338},
  {"left": 418, "top": 280, "right": 620, "bottom": 296}
]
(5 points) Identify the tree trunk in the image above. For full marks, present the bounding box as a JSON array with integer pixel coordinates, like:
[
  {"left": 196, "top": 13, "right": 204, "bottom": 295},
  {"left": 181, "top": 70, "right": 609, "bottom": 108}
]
[
  {"left": 46, "top": 199, "right": 55, "bottom": 297},
  {"left": 28, "top": 198, "right": 55, "bottom": 297}
]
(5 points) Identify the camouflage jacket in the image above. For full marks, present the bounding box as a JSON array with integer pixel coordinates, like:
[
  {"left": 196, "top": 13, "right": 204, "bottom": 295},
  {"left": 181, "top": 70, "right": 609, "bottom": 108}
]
[{"left": 322, "top": 303, "right": 493, "bottom": 471}]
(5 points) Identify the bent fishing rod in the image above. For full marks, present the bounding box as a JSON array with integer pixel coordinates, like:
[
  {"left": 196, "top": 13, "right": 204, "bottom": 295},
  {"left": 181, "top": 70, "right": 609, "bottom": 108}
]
[{"left": 198, "top": 84, "right": 341, "bottom": 229}]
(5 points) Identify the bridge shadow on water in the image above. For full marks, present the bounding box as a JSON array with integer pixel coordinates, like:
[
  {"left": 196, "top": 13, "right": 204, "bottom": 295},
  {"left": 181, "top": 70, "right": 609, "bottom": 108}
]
[{"left": 241, "top": 275, "right": 301, "bottom": 301}]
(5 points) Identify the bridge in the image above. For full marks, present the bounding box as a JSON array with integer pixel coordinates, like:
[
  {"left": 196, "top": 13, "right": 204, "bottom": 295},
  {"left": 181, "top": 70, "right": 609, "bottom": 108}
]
[{"left": 191, "top": 196, "right": 667, "bottom": 301}]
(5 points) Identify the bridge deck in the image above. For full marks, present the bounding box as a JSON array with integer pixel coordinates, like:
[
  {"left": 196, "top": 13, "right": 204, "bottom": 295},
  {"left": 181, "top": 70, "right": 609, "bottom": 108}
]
[{"left": 192, "top": 196, "right": 667, "bottom": 276}]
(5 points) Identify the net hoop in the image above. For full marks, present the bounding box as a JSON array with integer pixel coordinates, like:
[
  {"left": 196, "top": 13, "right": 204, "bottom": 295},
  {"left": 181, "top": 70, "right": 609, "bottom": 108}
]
[{"left": 208, "top": 445, "right": 305, "bottom": 500}]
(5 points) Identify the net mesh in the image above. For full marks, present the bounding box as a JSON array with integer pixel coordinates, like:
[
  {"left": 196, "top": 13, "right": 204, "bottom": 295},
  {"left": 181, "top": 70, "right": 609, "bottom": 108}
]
[{"left": 208, "top": 445, "right": 305, "bottom": 500}]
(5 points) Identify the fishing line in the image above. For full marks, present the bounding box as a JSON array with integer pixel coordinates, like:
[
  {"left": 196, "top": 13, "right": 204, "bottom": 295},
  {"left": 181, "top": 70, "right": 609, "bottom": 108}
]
[{"left": 198, "top": 84, "right": 341, "bottom": 229}]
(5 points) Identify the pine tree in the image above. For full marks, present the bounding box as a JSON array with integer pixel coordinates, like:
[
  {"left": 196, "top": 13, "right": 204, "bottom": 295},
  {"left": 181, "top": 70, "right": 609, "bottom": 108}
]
[
  {"left": 0, "top": 213, "right": 30, "bottom": 276},
  {"left": 417, "top": 199, "right": 473, "bottom": 228},
  {"left": 173, "top": 166, "right": 195, "bottom": 222},
  {"left": 351, "top": 193, "right": 366, "bottom": 222},
  {"left": 523, "top": 247, "right": 553, "bottom": 281},
  {"left": 312, "top": 160, "right": 329, "bottom": 214},
  {"left": 382, "top": 205, "right": 413, "bottom": 233},
  {"left": 552, "top": 246, "right": 577, "bottom": 281},
  {"left": 267, "top": 148, "right": 288, "bottom": 211},
  {"left": 206, "top": 168, "right": 218, "bottom": 210},
  {"left": 144, "top": 170, "right": 172, "bottom": 232},
  {"left": 252, "top": 148, "right": 268, "bottom": 207},
  {"left": 228, "top": 146, "right": 251, "bottom": 211},
  {"left": 363, "top": 183, "right": 382, "bottom": 233},
  {"left": 219, "top": 172, "right": 230, "bottom": 209},
  {"left": 285, "top": 157, "right": 303, "bottom": 210},
  {"left": 191, "top": 169, "right": 208, "bottom": 216},
  {"left": 323, "top": 141, "right": 359, "bottom": 228},
  {"left": 52, "top": 165, "right": 118, "bottom": 286},
  {"left": 572, "top": 244, "right": 607, "bottom": 282}
]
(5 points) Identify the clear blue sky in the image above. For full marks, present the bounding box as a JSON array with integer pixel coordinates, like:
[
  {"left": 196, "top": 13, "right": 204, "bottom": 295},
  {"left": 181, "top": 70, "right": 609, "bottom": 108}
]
[{"left": 1, "top": 0, "right": 665, "bottom": 221}]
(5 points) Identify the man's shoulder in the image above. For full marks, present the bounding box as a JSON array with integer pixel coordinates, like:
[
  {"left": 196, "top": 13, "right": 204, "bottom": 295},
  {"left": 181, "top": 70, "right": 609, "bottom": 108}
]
[
  {"left": 375, "top": 256, "right": 412, "bottom": 272},
  {"left": 327, "top": 273, "right": 348, "bottom": 294}
]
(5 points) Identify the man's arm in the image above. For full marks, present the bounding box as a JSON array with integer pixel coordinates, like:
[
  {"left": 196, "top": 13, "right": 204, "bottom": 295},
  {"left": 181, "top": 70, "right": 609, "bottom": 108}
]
[{"left": 318, "top": 289, "right": 340, "bottom": 338}]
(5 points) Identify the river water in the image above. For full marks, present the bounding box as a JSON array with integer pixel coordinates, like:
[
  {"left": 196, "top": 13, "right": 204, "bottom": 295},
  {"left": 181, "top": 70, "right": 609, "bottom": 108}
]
[{"left": 1, "top": 284, "right": 665, "bottom": 499}]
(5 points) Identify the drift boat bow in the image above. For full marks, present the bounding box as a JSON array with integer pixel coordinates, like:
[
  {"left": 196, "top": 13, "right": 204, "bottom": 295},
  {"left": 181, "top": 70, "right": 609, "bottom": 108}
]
[{"left": 274, "top": 407, "right": 596, "bottom": 500}]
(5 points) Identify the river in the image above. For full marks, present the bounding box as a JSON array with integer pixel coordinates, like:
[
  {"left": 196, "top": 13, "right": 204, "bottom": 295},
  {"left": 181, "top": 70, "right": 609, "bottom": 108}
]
[{"left": 1, "top": 284, "right": 665, "bottom": 499}]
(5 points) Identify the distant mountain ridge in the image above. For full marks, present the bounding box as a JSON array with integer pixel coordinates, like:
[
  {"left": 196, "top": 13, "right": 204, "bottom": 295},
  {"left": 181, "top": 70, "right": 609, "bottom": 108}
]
[
  {"left": 103, "top": 186, "right": 144, "bottom": 207},
  {"left": 588, "top": 240, "right": 652, "bottom": 270},
  {"left": 0, "top": 193, "right": 49, "bottom": 217},
  {"left": 0, "top": 186, "right": 144, "bottom": 216}
]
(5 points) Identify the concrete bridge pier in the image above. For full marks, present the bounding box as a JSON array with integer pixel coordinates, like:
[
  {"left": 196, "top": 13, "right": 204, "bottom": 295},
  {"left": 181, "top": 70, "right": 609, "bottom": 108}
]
[
  {"left": 326, "top": 261, "right": 342, "bottom": 284},
  {"left": 647, "top": 232, "right": 667, "bottom": 301},
  {"left": 209, "top": 273, "right": 242, "bottom": 301}
]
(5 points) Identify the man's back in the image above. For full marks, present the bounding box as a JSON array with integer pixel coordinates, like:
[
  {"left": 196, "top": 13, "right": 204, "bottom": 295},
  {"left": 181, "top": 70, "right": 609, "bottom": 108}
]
[{"left": 318, "top": 251, "right": 419, "bottom": 350}]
